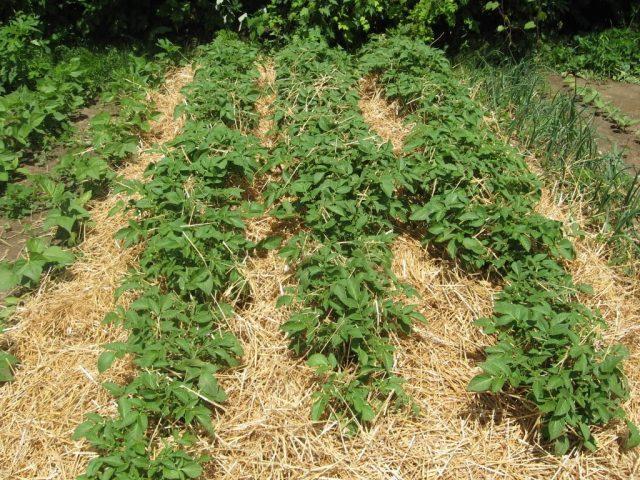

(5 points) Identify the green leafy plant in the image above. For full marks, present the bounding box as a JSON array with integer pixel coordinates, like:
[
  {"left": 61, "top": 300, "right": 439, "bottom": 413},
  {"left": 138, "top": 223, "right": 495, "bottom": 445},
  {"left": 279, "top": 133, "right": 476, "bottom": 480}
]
[
  {"left": 77, "top": 33, "right": 263, "bottom": 478},
  {"left": 359, "top": 34, "right": 636, "bottom": 454},
  {"left": 44, "top": 191, "right": 92, "bottom": 246},
  {"left": 462, "top": 58, "right": 640, "bottom": 262},
  {"left": 544, "top": 28, "right": 640, "bottom": 83},
  {"left": 0, "top": 237, "right": 74, "bottom": 292},
  {"left": 0, "top": 13, "right": 52, "bottom": 94}
]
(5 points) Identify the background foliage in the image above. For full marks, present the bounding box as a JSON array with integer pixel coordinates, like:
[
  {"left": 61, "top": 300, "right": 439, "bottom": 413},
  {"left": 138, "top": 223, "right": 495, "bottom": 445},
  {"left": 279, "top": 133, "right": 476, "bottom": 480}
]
[{"left": 1, "top": 0, "right": 637, "bottom": 46}]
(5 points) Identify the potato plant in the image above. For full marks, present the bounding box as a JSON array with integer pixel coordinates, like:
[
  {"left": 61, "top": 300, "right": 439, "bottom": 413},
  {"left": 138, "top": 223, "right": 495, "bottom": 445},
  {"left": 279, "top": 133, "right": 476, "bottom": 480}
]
[
  {"left": 0, "top": 44, "right": 174, "bottom": 388},
  {"left": 75, "top": 33, "right": 265, "bottom": 479},
  {"left": 264, "top": 36, "right": 427, "bottom": 430}
]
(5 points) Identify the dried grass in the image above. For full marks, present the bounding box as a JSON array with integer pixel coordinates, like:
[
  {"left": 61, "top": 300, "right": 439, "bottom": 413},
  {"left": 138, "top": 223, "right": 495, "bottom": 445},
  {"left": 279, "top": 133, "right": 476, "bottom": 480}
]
[
  {"left": 255, "top": 60, "right": 277, "bottom": 149},
  {"left": 359, "top": 75, "right": 413, "bottom": 153},
  {"left": 0, "top": 65, "right": 194, "bottom": 479}
]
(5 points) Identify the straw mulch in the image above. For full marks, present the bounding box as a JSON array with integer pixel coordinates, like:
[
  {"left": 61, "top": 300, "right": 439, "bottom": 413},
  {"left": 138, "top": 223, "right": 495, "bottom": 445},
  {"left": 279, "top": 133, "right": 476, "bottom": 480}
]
[
  {"left": 0, "top": 65, "right": 194, "bottom": 480},
  {"left": 359, "top": 76, "right": 413, "bottom": 153},
  {"left": 255, "top": 60, "right": 277, "bottom": 149},
  {"left": 195, "top": 75, "right": 640, "bottom": 479}
]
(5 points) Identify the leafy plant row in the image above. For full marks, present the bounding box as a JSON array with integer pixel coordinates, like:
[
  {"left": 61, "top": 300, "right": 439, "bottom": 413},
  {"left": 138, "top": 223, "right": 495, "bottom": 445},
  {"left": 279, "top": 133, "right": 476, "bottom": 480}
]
[
  {"left": 264, "top": 36, "right": 426, "bottom": 429},
  {"left": 0, "top": 54, "right": 89, "bottom": 185},
  {"left": 74, "top": 33, "right": 268, "bottom": 479},
  {"left": 0, "top": 52, "right": 170, "bottom": 296},
  {"left": 358, "top": 35, "right": 637, "bottom": 454},
  {"left": 0, "top": 13, "right": 181, "bottom": 192},
  {"left": 0, "top": 51, "right": 173, "bottom": 389}
]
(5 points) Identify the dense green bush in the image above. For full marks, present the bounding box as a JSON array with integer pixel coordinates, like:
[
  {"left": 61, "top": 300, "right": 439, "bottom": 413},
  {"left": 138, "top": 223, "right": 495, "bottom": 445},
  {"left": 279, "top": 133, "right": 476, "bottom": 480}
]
[
  {"left": 542, "top": 28, "right": 640, "bottom": 82},
  {"left": 1, "top": 0, "right": 249, "bottom": 40},
  {"left": 2, "top": 0, "right": 636, "bottom": 46}
]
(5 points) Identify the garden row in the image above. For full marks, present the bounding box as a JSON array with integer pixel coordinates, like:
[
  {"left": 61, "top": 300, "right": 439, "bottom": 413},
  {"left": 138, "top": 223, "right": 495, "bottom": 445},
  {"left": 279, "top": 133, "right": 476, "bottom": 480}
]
[
  {"left": 74, "top": 34, "right": 268, "bottom": 479},
  {"left": 1, "top": 14, "right": 169, "bottom": 191},
  {"left": 265, "top": 37, "right": 425, "bottom": 426},
  {"left": 262, "top": 35, "right": 636, "bottom": 454},
  {"left": 359, "top": 36, "right": 636, "bottom": 455},
  {"left": 0, "top": 41, "right": 175, "bottom": 382}
]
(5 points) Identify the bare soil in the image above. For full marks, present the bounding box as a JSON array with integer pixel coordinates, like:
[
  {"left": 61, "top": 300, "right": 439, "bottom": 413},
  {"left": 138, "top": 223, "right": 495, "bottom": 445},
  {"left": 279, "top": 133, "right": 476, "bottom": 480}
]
[{"left": 547, "top": 74, "right": 640, "bottom": 169}]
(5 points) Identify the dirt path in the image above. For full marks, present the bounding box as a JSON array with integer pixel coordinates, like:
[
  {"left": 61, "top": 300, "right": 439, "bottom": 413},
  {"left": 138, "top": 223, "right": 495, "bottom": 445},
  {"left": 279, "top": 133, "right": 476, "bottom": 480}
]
[{"left": 547, "top": 74, "right": 640, "bottom": 169}]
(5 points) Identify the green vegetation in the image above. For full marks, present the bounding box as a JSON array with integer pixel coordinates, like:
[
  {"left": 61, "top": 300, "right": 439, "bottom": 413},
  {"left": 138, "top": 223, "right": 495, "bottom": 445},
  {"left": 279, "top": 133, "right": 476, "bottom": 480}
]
[
  {"left": 0, "top": 0, "right": 639, "bottom": 475},
  {"left": 266, "top": 36, "right": 424, "bottom": 427},
  {"left": 2, "top": 1, "right": 635, "bottom": 45},
  {"left": 74, "top": 34, "right": 264, "bottom": 479},
  {"left": 359, "top": 35, "right": 635, "bottom": 455},
  {"left": 0, "top": 18, "right": 176, "bottom": 388},
  {"left": 0, "top": 13, "right": 170, "bottom": 191},
  {"left": 544, "top": 28, "right": 640, "bottom": 83},
  {"left": 0, "top": 52, "right": 166, "bottom": 291},
  {"left": 464, "top": 60, "right": 640, "bottom": 262}
]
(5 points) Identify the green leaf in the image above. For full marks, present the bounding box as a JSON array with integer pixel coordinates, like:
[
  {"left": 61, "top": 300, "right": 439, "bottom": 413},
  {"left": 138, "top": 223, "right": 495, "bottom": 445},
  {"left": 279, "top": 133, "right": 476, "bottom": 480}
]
[
  {"left": 409, "top": 206, "right": 430, "bottom": 221},
  {"left": 196, "top": 412, "right": 215, "bottom": 436},
  {"left": 42, "top": 246, "right": 75, "bottom": 265},
  {"left": 182, "top": 463, "right": 203, "bottom": 478},
  {"left": 380, "top": 175, "right": 394, "bottom": 197},
  {"left": 524, "top": 21, "right": 536, "bottom": 30},
  {"left": 554, "top": 397, "right": 571, "bottom": 416},
  {"left": 257, "top": 235, "right": 282, "bottom": 250},
  {"left": 0, "top": 264, "right": 19, "bottom": 291},
  {"left": 462, "top": 237, "right": 485, "bottom": 254},
  {"left": 276, "top": 295, "right": 293, "bottom": 307},
  {"left": 556, "top": 239, "right": 575, "bottom": 260},
  {"left": 72, "top": 420, "right": 94, "bottom": 441},
  {"left": 547, "top": 417, "right": 565, "bottom": 440},
  {"left": 199, "top": 372, "right": 227, "bottom": 403},
  {"left": 0, "top": 351, "right": 19, "bottom": 382},
  {"left": 311, "top": 395, "right": 328, "bottom": 421},
  {"left": 468, "top": 374, "right": 493, "bottom": 392},
  {"left": 307, "top": 353, "right": 329, "bottom": 369},
  {"left": 97, "top": 351, "right": 116, "bottom": 373},
  {"left": 554, "top": 435, "right": 570, "bottom": 456},
  {"left": 624, "top": 420, "right": 640, "bottom": 450}
]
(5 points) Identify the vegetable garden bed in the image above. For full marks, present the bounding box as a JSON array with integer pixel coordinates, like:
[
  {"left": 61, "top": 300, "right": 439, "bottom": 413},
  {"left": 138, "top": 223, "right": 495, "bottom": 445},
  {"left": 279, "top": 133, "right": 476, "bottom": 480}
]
[{"left": 0, "top": 34, "right": 639, "bottom": 480}]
